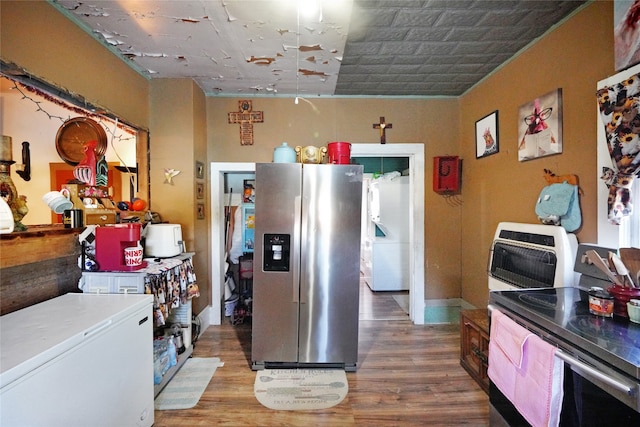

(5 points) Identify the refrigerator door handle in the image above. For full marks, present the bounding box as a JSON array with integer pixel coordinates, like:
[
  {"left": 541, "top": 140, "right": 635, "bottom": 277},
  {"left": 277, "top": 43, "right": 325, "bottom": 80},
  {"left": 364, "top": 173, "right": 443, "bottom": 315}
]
[{"left": 292, "top": 195, "right": 302, "bottom": 303}]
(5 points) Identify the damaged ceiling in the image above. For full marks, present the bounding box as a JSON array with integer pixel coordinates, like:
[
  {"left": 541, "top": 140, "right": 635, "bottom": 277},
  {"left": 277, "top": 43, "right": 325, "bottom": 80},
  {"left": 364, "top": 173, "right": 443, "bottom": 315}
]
[{"left": 50, "top": 0, "right": 587, "bottom": 98}]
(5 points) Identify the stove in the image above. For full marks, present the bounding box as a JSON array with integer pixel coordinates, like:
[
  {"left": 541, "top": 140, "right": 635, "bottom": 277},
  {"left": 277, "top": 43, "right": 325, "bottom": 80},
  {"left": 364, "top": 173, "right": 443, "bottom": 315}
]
[{"left": 489, "top": 287, "right": 640, "bottom": 424}]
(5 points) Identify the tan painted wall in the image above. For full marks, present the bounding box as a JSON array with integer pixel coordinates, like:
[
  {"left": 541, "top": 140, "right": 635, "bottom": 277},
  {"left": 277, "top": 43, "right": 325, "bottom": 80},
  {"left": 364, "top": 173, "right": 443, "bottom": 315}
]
[
  {"left": 207, "top": 97, "right": 462, "bottom": 300},
  {"left": 459, "top": 1, "right": 615, "bottom": 308},
  {"left": 150, "top": 79, "right": 211, "bottom": 313},
  {"left": 0, "top": 1, "right": 149, "bottom": 128}
]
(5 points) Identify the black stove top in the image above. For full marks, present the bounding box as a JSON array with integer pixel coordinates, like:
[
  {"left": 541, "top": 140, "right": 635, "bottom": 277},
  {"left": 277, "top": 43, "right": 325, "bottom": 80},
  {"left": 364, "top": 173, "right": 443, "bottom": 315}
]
[{"left": 489, "top": 287, "right": 640, "bottom": 380}]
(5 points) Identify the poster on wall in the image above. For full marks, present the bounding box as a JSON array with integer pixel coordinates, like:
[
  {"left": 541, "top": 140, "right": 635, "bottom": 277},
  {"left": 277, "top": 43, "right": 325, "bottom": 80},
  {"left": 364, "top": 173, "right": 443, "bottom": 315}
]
[
  {"left": 615, "top": 0, "right": 640, "bottom": 71},
  {"left": 517, "top": 89, "right": 563, "bottom": 162}
]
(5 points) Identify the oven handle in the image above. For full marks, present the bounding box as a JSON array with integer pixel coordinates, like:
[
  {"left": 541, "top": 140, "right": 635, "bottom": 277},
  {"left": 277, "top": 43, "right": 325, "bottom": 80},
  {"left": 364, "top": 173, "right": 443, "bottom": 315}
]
[{"left": 555, "top": 350, "right": 635, "bottom": 396}]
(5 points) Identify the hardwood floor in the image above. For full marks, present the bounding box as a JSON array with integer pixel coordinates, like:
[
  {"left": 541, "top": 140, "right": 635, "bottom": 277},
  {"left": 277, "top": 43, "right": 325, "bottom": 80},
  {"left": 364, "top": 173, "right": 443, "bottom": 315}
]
[{"left": 153, "top": 281, "right": 489, "bottom": 426}]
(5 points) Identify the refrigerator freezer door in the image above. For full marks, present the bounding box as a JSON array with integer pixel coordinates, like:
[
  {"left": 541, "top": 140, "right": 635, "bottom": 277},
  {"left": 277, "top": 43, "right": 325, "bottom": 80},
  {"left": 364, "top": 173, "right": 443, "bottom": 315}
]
[
  {"left": 298, "top": 164, "right": 362, "bottom": 367},
  {"left": 252, "top": 163, "right": 363, "bottom": 370},
  {"left": 253, "top": 163, "right": 303, "bottom": 366}
]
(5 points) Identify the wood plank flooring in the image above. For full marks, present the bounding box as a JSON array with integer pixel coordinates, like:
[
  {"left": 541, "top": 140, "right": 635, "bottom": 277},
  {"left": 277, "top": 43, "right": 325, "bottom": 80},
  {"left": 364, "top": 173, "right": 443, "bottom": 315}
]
[{"left": 153, "top": 281, "right": 489, "bottom": 426}]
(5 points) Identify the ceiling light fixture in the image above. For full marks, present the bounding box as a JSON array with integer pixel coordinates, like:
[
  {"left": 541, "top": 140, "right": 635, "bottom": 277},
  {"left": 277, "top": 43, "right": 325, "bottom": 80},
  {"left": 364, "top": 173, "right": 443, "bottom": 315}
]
[{"left": 298, "top": 0, "right": 319, "bottom": 18}]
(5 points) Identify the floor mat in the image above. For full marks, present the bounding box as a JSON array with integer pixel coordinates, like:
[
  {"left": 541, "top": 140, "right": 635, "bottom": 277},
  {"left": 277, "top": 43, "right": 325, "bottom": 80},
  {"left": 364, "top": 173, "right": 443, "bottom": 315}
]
[
  {"left": 155, "top": 357, "right": 223, "bottom": 410},
  {"left": 254, "top": 368, "right": 348, "bottom": 410}
]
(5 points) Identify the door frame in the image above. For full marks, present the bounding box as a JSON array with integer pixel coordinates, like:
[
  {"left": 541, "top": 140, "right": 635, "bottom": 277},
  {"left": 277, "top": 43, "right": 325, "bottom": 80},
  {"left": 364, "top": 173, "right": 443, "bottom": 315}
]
[
  {"left": 351, "top": 144, "right": 425, "bottom": 324},
  {"left": 209, "top": 144, "right": 425, "bottom": 325}
]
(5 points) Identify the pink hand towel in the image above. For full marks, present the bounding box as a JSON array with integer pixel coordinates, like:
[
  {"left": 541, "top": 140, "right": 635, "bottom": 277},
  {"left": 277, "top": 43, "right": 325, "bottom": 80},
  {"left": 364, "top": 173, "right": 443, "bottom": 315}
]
[{"left": 488, "top": 309, "right": 564, "bottom": 427}]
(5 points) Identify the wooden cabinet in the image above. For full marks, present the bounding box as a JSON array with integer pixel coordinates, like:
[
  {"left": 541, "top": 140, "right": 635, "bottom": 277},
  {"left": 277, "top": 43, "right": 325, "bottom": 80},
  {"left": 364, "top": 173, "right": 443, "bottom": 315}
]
[{"left": 460, "top": 309, "right": 490, "bottom": 394}]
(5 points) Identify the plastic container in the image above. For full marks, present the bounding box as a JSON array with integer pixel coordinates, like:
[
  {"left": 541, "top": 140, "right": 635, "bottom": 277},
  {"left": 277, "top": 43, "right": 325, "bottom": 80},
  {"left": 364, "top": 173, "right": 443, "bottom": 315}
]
[
  {"left": 167, "top": 336, "right": 177, "bottom": 367},
  {"left": 327, "top": 142, "right": 351, "bottom": 164},
  {"left": 627, "top": 301, "right": 640, "bottom": 324},
  {"left": 225, "top": 295, "right": 239, "bottom": 317},
  {"left": 588, "top": 287, "right": 614, "bottom": 317}
]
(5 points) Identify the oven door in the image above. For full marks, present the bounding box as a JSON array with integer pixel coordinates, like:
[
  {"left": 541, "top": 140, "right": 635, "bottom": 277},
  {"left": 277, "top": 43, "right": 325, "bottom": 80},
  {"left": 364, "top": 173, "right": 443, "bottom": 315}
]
[
  {"left": 490, "top": 366, "right": 640, "bottom": 426},
  {"left": 489, "top": 241, "right": 557, "bottom": 290}
]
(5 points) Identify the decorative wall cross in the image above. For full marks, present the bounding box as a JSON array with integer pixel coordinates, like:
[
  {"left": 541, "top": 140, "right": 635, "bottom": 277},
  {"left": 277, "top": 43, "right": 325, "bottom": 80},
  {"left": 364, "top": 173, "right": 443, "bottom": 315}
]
[
  {"left": 228, "top": 100, "right": 264, "bottom": 146},
  {"left": 373, "top": 116, "right": 393, "bottom": 144}
]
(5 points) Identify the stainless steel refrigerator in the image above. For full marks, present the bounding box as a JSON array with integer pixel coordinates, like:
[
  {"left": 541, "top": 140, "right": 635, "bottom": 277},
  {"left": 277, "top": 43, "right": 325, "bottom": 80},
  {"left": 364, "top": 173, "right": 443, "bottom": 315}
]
[{"left": 251, "top": 163, "right": 363, "bottom": 371}]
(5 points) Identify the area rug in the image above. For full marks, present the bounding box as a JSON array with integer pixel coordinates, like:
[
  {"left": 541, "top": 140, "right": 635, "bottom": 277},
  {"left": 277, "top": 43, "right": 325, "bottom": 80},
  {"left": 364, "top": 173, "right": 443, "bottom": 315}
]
[
  {"left": 254, "top": 369, "right": 348, "bottom": 410},
  {"left": 155, "top": 357, "right": 223, "bottom": 410}
]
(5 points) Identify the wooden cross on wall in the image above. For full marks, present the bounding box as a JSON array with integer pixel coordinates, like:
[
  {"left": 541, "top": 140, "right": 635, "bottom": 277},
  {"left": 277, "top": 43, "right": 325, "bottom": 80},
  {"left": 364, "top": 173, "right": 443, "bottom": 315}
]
[
  {"left": 373, "top": 116, "right": 392, "bottom": 144},
  {"left": 228, "top": 100, "right": 263, "bottom": 145}
]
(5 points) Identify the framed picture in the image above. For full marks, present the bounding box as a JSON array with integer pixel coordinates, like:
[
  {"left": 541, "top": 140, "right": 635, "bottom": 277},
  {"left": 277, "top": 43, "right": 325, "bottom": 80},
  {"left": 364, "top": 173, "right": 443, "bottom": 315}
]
[
  {"left": 517, "top": 88, "right": 563, "bottom": 162},
  {"left": 196, "top": 161, "right": 205, "bottom": 180},
  {"left": 197, "top": 203, "right": 205, "bottom": 220},
  {"left": 475, "top": 110, "right": 499, "bottom": 159},
  {"left": 196, "top": 182, "right": 204, "bottom": 199},
  {"left": 615, "top": 1, "right": 640, "bottom": 71}
]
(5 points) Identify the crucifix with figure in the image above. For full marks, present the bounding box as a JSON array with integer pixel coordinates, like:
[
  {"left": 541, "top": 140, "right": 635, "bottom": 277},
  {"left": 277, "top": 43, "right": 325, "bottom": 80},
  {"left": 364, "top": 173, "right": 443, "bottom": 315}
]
[
  {"left": 228, "top": 100, "right": 264, "bottom": 145},
  {"left": 373, "top": 116, "right": 392, "bottom": 144}
]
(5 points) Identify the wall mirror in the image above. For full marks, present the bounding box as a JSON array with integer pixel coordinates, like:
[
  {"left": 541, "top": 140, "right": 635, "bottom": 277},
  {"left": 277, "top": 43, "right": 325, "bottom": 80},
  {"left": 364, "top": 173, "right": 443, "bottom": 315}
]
[{"left": 0, "top": 63, "right": 149, "bottom": 227}]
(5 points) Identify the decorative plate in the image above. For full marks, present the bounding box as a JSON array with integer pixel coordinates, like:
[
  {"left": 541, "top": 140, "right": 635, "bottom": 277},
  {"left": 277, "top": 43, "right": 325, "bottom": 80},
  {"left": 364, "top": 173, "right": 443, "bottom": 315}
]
[{"left": 55, "top": 117, "right": 107, "bottom": 166}]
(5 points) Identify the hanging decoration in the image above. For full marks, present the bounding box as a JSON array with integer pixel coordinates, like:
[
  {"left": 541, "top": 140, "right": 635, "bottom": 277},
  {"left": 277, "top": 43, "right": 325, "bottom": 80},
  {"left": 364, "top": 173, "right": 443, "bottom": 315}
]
[
  {"left": 164, "top": 168, "right": 181, "bottom": 185},
  {"left": 596, "top": 71, "right": 640, "bottom": 224},
  {"left": 373, "top": 116, "right": 393, "bottom": 144},
  {"left": 9, "top": 80, "right": 136, "bottom": 136},
  {"left": 228, "top": 100, "right": 263, "bottom": 146},
  {"left": 73, "top": 140, "right": 98, "bottom": 186}
]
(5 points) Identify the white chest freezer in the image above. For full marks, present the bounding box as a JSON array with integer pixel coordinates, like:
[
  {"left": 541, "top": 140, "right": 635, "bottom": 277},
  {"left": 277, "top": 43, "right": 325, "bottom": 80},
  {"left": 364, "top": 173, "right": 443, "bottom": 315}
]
[{"left": 0, "top": 293, "right": 154, "bottom": 427}]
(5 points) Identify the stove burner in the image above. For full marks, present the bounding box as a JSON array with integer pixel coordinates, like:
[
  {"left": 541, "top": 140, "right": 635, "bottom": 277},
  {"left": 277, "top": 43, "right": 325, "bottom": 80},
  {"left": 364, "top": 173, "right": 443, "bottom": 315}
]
[{"left": 517, "top": 293, "right": 558, "bottom": 310}]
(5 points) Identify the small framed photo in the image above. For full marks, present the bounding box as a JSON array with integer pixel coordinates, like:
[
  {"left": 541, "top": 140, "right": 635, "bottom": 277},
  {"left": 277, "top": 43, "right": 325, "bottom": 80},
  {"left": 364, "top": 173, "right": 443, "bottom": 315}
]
[
  {"left": 196, "top": 161, "right": 205, "bottom": 180},
  {"left": 475, "top": 110, "right": 499, "bottom": 159},
  {"left": 197, "top": 203, "right": 205, "bottom": 220},
  {"left": 196, "top": 182, "right": 204, "bottom": 199}
]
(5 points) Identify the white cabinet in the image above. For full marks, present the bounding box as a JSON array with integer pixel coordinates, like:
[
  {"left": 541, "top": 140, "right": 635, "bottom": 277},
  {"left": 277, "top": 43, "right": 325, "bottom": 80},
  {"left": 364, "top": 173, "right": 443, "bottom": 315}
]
[{"left": 0, "top": 294, "right": 154, "bottom": 427}]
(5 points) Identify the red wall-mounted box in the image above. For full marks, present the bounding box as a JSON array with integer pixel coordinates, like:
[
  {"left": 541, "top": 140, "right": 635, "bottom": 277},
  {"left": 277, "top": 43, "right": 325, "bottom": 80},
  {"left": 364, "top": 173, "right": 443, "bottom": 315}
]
[{"left": 433, "top": 156, "right": 461, "bottom": 193}]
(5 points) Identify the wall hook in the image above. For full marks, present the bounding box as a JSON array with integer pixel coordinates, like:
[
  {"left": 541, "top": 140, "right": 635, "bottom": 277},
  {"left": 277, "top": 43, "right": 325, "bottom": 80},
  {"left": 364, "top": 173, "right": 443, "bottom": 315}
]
[{"left": 16, "top": 141, "right": 30, "bottom": 181}]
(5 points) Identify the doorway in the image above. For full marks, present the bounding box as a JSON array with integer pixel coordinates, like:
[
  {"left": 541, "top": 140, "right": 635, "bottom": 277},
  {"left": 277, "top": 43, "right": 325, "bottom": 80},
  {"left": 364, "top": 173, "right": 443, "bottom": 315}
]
[{"left": 209, "top": 144, "right": 425, "bottom": 325}]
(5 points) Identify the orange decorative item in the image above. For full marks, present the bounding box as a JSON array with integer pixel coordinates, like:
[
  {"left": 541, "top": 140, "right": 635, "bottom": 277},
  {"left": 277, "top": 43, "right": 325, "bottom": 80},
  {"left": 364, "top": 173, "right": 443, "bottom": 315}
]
[{"left": 132, "top": 198, "right": 146, "bottom": 211}]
